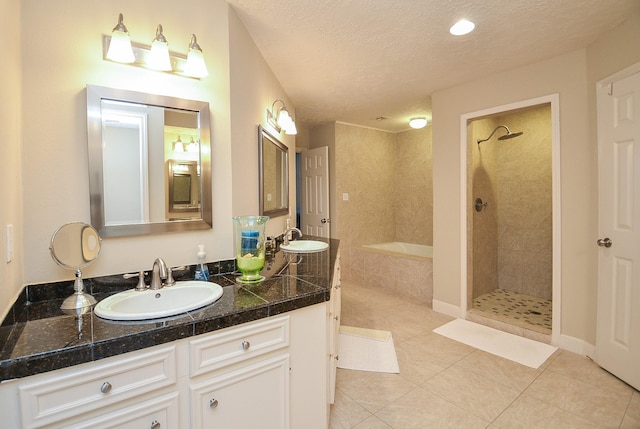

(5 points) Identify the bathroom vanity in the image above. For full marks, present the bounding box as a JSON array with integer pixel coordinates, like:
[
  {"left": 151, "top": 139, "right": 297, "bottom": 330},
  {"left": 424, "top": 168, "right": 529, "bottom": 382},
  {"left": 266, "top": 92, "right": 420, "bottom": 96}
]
[{"left": 0, "top": 239, "right": 340, "bottom": 428}]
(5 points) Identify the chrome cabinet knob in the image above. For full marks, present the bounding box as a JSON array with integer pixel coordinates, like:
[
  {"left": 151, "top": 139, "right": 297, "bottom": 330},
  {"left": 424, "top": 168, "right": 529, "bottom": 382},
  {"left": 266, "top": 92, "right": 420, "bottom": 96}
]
[
  {"left": 150, "top": 420, "right": 160, "bottom": 429},
  {"left": 597, "top": 238, "right": 612, "bottom": 248},
  {"left": 210, "top": 398, "right": 219, "bottom": 408},
  {"left": 241, "top": 340, "right": 250, "bottom": 350},
  {"left": 100, "top": 381, "right": 112, "bottom": 394}
]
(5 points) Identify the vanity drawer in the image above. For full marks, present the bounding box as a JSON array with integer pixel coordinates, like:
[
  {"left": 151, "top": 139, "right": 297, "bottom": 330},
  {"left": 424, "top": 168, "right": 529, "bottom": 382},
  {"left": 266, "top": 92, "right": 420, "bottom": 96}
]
[
  {"left": 19, "top": 345, "right": 177, "bottom": 428},
  {"left": 190, "top": 315, "right": 289, "bottom": 377},
  {"left": 71, "top": 391, "right": 180, "bottom": 429}
]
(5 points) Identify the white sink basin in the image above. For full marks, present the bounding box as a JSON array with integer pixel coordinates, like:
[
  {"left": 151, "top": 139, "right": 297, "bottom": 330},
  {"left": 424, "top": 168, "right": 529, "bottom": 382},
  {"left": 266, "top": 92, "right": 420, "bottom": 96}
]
[
  {"left": 95, "top": 280, "right": 223, "bottom": 321},
  {"left": 280, "top": 240, "right": 329, "bottom": 253}
]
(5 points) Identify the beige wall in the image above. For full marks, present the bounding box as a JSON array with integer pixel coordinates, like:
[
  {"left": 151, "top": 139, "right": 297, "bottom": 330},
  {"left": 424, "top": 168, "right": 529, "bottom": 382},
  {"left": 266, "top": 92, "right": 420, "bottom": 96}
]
[
  {"left": 433, "top": 9, "right": 640, "bottom": 346},
  {"left": 0, "top": 0, "right": 294, "bottom": 319},
  {"left": 0, "top": 0, "right": 24, "bottom": 319},
  {"left": 228, "top": 8, "right": 297, "bottom": 239}
]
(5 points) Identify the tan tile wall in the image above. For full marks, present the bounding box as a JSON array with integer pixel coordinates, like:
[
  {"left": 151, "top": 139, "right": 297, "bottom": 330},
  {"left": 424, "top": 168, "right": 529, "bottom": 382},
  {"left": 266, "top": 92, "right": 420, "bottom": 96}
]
[
  {"left": 395, "top": 127, "right": 433, "bottom": 245},
  {"left": 496, "top": 105, "right": 552, "bottom": 299},
  {"left": 470, "top": 118, "right": 501, "bottom": 301},
  {"left": 335, "top": 123, "right": 397, "bottom": 278},
  {"left": 333, "top": 123, "right": 433, "bottom": 280}
]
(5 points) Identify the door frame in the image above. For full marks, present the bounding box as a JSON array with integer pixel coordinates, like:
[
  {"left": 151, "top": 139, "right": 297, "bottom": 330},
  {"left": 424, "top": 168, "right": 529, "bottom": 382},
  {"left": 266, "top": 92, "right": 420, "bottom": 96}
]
[{"left": 459, "top": 94, "right": 562, "bottom": 346}]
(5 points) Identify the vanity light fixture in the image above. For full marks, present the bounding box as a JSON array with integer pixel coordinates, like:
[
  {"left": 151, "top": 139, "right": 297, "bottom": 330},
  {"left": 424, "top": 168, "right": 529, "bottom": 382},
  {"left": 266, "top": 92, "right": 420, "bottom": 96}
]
[
  {"left": 187, "top": 137, "right": 199, "bottom": 153},
  {"left": 173, "top": 136, "right": 185, "bottom": 152},
  {"left": 267, "top": 99, "right": 298, "bottom": 135},
  {"left": 106, "top": 13, "right": 135, "bottom": 63},
  {"left": 148, "top": 24, "right": 171, "bottom": 71},
  {"left": 409, "top": 117, "right": 428, "bottom": 129},
  {"left": 184, "top": 34, "right": 209, "bottom": 78},
  {"left": 449, "top": 19, "right": 476, "bottom": 36},
  {"left": 103, "top": 14, "right": 208, "bottom": 79}
]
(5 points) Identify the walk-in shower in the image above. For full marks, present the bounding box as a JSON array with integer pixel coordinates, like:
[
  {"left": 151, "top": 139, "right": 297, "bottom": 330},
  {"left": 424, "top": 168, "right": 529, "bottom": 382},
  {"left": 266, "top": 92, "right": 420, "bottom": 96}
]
[
  {"left": 468, "top": 106, "right": 552, "bottom": 340},
  {"left": 477, "top": 125, "right": 523, "bottom": 145}
]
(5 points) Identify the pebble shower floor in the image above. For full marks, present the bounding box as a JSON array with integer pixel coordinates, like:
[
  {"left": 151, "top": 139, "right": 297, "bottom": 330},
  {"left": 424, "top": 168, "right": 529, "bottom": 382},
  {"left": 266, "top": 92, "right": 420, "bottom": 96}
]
[{"left": 472, "top": 289, "right": 552, "bottom": 334}]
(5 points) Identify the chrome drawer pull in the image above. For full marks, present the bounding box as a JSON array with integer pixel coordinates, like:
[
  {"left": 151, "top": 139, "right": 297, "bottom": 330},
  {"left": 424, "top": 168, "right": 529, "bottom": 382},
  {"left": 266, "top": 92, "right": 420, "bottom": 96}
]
[
  {"left": 210, "top": 398, "right": 219, "bottom": 408},
  {"left": 241, "top": 340, "right": 250, "bottom": 350},
  {"left": 100, "top": 381, "right": 112, "bottom": 394}
]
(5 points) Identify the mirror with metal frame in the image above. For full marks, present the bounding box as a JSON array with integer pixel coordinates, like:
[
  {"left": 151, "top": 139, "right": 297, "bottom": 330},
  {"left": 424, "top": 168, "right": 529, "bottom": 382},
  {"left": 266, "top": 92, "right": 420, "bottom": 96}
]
[
  {"left": 50, "top": 222, "right": 102, "bottom": 314},
  {"left": 87, "top": 85, "right": 212, "bottom": 237},
  {"left": 259, "top": 125, "right": 289, "bottom": 217}
]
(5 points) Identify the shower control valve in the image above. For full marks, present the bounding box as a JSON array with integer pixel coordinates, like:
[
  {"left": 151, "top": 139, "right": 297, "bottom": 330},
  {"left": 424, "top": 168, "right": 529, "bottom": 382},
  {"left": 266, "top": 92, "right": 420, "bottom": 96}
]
[{"left": 474, "top": 198, "right": 488, "bottom": 212}]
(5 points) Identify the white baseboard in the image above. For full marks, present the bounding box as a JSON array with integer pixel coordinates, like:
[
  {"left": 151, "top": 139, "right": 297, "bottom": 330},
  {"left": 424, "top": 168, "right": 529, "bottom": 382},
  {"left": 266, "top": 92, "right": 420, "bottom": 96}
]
[
  {"left": 555, "top": 333, "right": 596, "bottom": 358},
  {"left": 432, "top": 300, "right": 463, "bottom": 319}
]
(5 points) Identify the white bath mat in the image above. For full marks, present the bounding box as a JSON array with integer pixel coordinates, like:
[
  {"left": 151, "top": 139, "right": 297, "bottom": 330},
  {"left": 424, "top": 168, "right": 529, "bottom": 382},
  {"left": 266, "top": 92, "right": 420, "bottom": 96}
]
[
  {"left": 337, "top": 326, "right": 400, "bottom": 373},
  {"left": 433, "top": 319, "right": 557, "bottom": 369}
]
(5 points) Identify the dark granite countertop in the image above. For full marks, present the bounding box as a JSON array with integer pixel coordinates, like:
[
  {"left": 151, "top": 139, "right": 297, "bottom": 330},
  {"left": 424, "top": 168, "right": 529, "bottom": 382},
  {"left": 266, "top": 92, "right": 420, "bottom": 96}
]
[{"left": 0, "top": 238, "right": 339, "bottom": 382}]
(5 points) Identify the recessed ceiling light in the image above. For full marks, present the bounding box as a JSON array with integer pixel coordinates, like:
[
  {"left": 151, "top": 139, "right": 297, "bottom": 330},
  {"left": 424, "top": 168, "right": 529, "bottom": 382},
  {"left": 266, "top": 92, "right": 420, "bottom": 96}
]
[{"left": 450, "top": 19, "right": 476, "bottom": 36}]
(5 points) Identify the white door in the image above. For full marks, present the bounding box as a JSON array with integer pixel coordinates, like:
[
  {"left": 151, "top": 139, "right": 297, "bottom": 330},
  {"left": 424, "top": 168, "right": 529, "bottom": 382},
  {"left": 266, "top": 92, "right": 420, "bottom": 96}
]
[
  {"left": 301, "top": 147, "right": 330, "bottom": 237},
  {"left": 596, "top": 69, "right": 640, "bottom": 390}
]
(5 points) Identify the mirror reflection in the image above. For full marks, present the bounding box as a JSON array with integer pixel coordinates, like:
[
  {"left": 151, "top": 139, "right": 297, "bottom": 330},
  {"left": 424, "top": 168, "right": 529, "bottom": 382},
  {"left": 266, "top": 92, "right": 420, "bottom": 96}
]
[
  {"left": 259, "top": 125, "right": 289, "bottom": 217},
  {"left": 87, "top": 85, "right": 212, "bottom": 237}
]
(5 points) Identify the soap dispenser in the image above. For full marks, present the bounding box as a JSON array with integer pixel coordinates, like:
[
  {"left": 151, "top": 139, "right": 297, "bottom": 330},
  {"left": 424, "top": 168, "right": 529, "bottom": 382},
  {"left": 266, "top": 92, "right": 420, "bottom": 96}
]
[{"left": 194, "top": 244, "right": 210, "bottom": 281}]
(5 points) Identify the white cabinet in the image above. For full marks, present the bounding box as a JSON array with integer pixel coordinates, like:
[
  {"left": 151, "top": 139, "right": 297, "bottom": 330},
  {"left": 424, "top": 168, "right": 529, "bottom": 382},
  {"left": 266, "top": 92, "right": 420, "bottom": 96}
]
[
  {"left": 0, "top": 290, "right": 337, "bottom": 428},
  {"left": 188, "top": 315, "right": 291, "bottom": 428},
  {"left": 190, "top": 354, "right": 290, "bottom": 428},
  {"left": 327, "top": 249, "right": 342, "bottom": 405},
  {"left": 16, "top": 345, "right": 178, "bottom": 428}
]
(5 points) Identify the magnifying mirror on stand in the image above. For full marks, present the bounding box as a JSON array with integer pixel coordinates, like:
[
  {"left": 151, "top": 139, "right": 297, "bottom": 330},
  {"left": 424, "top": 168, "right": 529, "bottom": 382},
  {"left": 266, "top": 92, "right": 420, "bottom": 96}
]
[{"left": 49, "top": 222, "right": 102, "bottom": 315}]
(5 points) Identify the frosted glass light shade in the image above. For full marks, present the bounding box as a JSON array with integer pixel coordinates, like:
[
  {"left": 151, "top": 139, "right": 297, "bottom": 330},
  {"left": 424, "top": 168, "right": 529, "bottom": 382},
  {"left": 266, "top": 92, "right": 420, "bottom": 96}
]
[
  {"left": 149, "top": 40, "right": 171, "bottom": 71},
  {"left": 409, "top": 117, "right": 428, "bottom": 129},
  {"left": 107, "top": 31, "right": 135, "bottom": 63},
  {"left": 285, "top": 121, "right": 297, "bottom": 135}
]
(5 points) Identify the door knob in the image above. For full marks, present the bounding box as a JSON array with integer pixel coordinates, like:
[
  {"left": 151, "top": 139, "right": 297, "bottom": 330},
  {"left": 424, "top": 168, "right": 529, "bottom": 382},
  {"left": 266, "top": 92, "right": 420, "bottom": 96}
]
[
  {"left": 321, "top": 218, "right": 331, "bottom": 224},
  {"left": 597, "top": 238, "right": 612, "bottom": 248}
]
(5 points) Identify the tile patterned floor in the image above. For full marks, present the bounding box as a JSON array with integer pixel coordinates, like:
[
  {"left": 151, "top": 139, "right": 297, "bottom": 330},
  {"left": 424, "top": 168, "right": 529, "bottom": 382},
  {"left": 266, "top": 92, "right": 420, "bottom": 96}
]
[
  {"left": 472, "top": 289, "right": 552, "bottom": 334},
  {"left": 330, "top": 279, "right": 640, "bottom": 429}
]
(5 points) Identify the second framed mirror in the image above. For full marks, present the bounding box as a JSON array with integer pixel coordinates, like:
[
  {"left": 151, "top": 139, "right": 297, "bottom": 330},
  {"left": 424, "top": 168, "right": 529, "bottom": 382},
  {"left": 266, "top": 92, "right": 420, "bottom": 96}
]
[{"left": 259, "top": 125, "right": 289, "bottom": 217}]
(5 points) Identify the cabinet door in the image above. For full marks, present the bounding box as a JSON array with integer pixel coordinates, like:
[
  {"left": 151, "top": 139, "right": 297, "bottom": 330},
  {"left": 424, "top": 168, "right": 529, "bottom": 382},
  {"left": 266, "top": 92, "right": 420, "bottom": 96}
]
[{"left": 190, "top": 354, "right": 290, "bottom": 429}]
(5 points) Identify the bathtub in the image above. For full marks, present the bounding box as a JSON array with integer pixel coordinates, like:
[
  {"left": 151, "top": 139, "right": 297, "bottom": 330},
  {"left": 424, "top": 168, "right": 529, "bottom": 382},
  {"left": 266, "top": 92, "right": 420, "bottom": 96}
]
[
  {"left": 349, "top": 242, "right": 433, "bottom": 304},
  {"left": 362, "top": 242, "right": 433, "bottom": 259}
]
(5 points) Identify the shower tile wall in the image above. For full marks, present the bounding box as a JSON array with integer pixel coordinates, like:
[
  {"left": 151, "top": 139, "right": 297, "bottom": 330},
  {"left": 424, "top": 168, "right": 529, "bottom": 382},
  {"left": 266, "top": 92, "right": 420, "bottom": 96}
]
[
  {"left": 470, "top": 118, "right": 500, "bottom": 300},
  {"left": 471, "top": 105, "right": 552, "bottom": 300},
  {"left": 332, "top": 123, "right": 433, "bottom": 281},
  {"left": 496, "top": 106, "right": 552, "bottom": 299}
]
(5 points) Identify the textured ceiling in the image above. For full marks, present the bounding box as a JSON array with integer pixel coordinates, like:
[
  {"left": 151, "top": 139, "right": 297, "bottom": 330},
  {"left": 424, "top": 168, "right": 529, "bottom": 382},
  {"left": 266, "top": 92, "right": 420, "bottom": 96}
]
[{"left": 227, "top": 0, "right": 639, "bottom": 132}]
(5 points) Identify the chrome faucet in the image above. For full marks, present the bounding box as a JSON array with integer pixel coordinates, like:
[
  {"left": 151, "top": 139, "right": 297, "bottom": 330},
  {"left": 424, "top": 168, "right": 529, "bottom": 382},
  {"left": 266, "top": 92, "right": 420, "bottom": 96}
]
[
  {"left": 283, "top": 227, "right": 302, "bottom": 246},
  {"left": 150, "top": 258, "right": 169, "bottom": 290}
]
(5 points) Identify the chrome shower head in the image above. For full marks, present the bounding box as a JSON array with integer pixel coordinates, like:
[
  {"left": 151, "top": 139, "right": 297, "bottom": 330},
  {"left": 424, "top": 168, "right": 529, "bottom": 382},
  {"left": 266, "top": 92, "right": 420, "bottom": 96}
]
[
  {"left": 498, "top": 130, "right": 523, "bottom": 140},
  {"left": 477, "top": 125, "right": 523, "bottom": 145}
]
